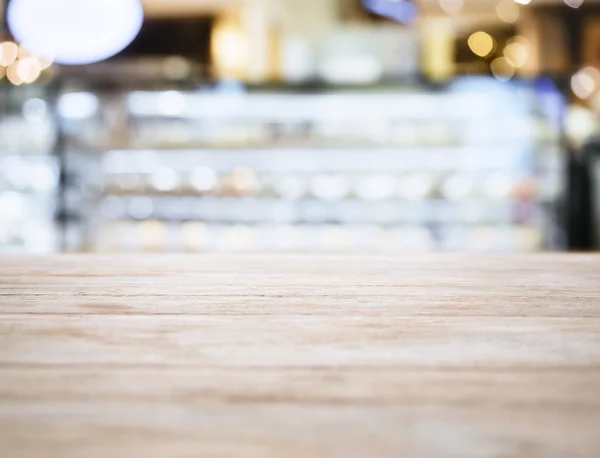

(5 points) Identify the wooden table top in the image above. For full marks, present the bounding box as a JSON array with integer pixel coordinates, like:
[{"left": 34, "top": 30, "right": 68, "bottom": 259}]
[{"left": 1, "top": 254, "right": 599, "bottom": 458}]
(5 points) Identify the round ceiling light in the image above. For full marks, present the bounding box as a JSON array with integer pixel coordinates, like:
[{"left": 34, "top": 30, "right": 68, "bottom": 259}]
[{"left": 7, "top": 0, "right": 144, "bottom": 65}]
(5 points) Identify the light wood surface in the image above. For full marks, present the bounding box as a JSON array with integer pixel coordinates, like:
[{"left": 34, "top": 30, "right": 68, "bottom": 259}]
[{"left": 1, "top": 254, "right": 599, "bottom": 458}]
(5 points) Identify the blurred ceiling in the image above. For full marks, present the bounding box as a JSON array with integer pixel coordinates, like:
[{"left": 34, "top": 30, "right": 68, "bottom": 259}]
[
  {"left": 2, "top": 0, "right": 597, "bottom": 18},
  {"left": 141, "top": 0, "right": 600, "bottom": 17}
]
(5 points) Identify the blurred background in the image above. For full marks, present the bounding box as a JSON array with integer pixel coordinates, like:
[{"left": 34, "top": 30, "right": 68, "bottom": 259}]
[{"left": 0, "top": 0, "right": 599, "bottom": 254}]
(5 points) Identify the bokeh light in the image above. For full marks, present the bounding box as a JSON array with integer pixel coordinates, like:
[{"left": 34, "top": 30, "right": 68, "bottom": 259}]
[
  {"left": 564, "top": 0, "right": 584, "bottom": 8},
  {"left": 468, "top": 32, "right": 496, "bottom": 58},
  {"left": 503, "top": 37, "right": 530, "bottom": 68},
  {"left": 565, "top": 105, "right": 597, "bottom": 146},
  {"left": 211, "top": 18, "right": 250, "bottom": 79},
  {"left": 57, "top": 92, "right": 100, "bottom": 119},
  {"left": 438, "top": 0, "right": 464, "bottom": 14},
  {"left": 490, "top": 57, "right": 515, "bottom": 81},
  {"left": 19, "top": 45, "right": 53, "bottom": 69},
  {"left": 0, "top": 42, "right": 19, "bottom": 67},
  {"left": 496, "top": 0, "right": 520, "bottom": 23},
  {"left": 571, "top": 67, "right": 600, "bottom": 100},
  {"left": 16, "top": 57, "right": 42, "bottom": 84},
  {"left": 6, "top": 62, "right": 23, "bottom": 85}
]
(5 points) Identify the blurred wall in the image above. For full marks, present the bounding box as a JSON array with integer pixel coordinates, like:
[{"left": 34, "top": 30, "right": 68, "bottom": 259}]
[{"left": 142, "top": 0, "right": 238, "bottom": 17}]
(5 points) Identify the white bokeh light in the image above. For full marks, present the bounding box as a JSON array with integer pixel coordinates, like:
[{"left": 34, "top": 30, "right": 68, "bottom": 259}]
[{"left": 8, "top": 0, "right": 144, "bottom": 65}]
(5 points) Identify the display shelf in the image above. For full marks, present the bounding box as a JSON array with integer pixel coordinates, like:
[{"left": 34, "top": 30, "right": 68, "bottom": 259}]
[
  {"left": 0, "top": 88, "right": 60, "bottom": 253},
  {"left": 60, "top": 78, "right": 565, "bottom": 253},
  {"left": 97, "top": 197, "right": 527, "bottom": 225},
  {"left": 90, "top": 221, "right": 544, "bottom": 254}
]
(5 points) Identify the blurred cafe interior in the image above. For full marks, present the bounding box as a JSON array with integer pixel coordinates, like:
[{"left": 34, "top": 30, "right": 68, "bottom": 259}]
[{"left": 1, "top": 0, "right": 600, "bottom": 254}]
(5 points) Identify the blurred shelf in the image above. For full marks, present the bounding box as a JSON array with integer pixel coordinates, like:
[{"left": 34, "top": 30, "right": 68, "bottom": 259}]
[
  {"left": 56, "top": 79, "right": 565, "bottom": 253},
  {"left": 126, "top": 91, "right": 536, "bottom": 121},
  {"left": 0, "top": 92, "right": 60, "bottom": 254},
  {"left": 96, "top": 196, "right": 534, "bottom": 226},
  {"left": 101, "top": 147, "right": 539, "bottom": 173},
  {"left": 89, "top": 221, "right": 545, "bottom": 254}
]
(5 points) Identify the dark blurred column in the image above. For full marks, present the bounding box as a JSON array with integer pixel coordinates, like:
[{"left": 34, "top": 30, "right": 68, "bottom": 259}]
[
  {"left": 527, "top": 5, "right": 571, "bottom": 76},
  {"left": 563, "top": 4, "right": 583, "bottom": 68},
  {"left": 566, "top": 141, "right": 598, "bottom": 250},
  {"left": 532, "top": 3, "right": 600, "bottom": 73}
]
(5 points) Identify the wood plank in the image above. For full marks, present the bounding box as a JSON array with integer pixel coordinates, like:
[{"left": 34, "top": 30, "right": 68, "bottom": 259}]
[
  {"left": 0, "top": 255, "right": 599, "bottom": 457},
  {"left": 1, "top": 255, "right": 598, "bottom": 317},
  {"left": 1, "top": 315, "right": 600, "bottom": 367},
  {"left": 1, "top": 367, "right": 599, "bottom": 458}
]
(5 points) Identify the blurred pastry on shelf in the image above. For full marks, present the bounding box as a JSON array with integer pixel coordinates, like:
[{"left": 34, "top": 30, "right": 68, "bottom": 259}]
[
  {"left": 187, "top": 167, "right": 219, "bottom": 195},
  {"left": 220, "top": 168, "right": 259, "bottom": 198},
  {"left": 310, "top": 174, "right": 350, "bottom": 201},
  {"left": 396, "top": 172, "right": 437, "bottom": 201},
  {"left": 354, "top": 174, "right": 396, "bottom": 201}
]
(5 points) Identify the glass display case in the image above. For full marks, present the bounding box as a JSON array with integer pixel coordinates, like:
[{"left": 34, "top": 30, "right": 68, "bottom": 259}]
[
  {"left": 60, "top": 78, "right": 565, "bottom": 253},
  {"left": 0, "top": 87, "right": 60, "bottom": 253}
]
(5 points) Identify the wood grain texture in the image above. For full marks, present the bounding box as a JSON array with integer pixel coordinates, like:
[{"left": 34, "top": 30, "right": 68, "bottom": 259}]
[{"left": 0, "top": 254, "right": 599, "bottom": 458}]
